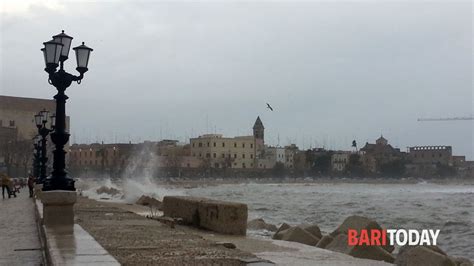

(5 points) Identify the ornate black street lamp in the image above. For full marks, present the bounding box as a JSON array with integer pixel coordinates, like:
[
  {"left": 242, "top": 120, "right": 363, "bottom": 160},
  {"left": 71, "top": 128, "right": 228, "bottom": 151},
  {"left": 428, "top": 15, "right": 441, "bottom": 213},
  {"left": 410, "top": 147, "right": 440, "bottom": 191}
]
[
  {"left": 41, "top": 30, "right": 92, "bottom": 191},
  {"left": 35, "top": 110, "right": 55, "bottom": 184},
  {"left": 33, "top": 135, "right": 41, "bottom": 181}
]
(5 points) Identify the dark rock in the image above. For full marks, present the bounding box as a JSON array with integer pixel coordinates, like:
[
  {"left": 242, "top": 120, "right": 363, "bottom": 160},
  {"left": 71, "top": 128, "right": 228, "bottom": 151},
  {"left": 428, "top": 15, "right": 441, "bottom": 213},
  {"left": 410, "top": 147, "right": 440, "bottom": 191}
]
[
  {"left": 136, "top": 195, "right": 162, "bottom": 209},
  {"left": 450, "top": 257, "right": 473, "bottom": 266},
  {"left": 316, "top": 235, "right": 334, "bottom": 249},
  {"left": 331, "top": 215, "right": 394, "bottom": 253},
  {"left": 300, "top": 224, "right": 322, "bottom": 239},
  {"left": 247, "top": 218, "right": 278, "bottom": 231},
  {"left": 273, "top": 223, "right": 291, "bottom": 239},
  {"left": 326, "top": 234, "right": 395, "bottom": 263},
  {"left": 96, "top": 186, "right": 121, "bottom": 196},
  {"left": 215, "top": 242, "right": 237, "bottom": 249},
  {"left": 277, "top": 226, "right": 320, "bottom": 246},
  {"left": 395, "top": 246, "right": 456, "bottom": 266}
]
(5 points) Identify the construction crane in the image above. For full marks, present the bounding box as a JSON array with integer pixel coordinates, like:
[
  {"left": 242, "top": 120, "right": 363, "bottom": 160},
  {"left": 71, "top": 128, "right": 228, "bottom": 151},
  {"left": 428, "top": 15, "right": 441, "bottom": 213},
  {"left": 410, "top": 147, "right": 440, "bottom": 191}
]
[{"left": 417, "top": 116, "right": 474, "bottom": 122}]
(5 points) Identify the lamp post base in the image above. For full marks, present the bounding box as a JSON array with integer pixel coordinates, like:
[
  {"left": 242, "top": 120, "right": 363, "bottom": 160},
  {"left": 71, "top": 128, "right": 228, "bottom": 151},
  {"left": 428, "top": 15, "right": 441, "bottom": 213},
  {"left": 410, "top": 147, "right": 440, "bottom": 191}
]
[
  {"left": 42, "top": 174, "right": 76, "bottom": 192},
  {"left": 41, "top": 190, "right": 77, "bottom": 227},
  {"left": 34, "top": 184, "right": 43, "bottom": 200}
]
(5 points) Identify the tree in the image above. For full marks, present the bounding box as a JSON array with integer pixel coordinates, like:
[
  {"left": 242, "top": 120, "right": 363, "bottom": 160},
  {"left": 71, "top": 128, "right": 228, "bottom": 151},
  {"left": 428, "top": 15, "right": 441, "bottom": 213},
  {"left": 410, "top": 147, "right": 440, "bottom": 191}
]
[
  {"left": 346, "top": 154, "right": 365, "bottom": 177},
  {"left": 272, "top": 162, "right": 286, "bottom": 177},
  {"left": 380, "top": 159, "right": 406, "bottom": 178},
  {"left": 312, "top": 153, "right": 333, "bottom": 175}
]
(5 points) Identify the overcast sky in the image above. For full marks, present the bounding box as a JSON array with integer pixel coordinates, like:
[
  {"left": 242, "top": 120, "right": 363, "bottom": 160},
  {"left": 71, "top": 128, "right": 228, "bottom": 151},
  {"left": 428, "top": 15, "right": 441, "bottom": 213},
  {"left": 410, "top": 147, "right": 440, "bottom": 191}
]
[{"left": 1, "top": 0, "right": 472, "bottom": 158}]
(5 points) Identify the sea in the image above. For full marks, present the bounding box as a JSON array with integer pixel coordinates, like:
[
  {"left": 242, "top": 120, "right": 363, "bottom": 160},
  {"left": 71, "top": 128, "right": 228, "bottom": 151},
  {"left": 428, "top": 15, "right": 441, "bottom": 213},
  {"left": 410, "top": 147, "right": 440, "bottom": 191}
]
[{"left": 80, "top": 178, "right": 474, "bottom": 261}]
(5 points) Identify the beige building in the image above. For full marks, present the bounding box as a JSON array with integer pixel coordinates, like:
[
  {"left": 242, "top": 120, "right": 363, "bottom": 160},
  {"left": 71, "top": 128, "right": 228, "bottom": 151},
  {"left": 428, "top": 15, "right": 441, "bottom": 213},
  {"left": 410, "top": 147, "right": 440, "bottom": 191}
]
[
  {"left": 408, "top": 146, "right": 452, "bottom": 165},
  {"left": 0, "top": 95, "right": 69, "bottom": 176},
  {"left": 0, "top": 95, "right": 56, "bottom": 140},
  {"left": 257, "top": 147, "right": 285, "bottom": 169},
  {"left": 68, "top": 143, "right": 133, "bottom": 170},
  {"left": 331, "top": 152, "right": 351, "bottom": 172},
  {"left": 189, "top": 117, "right": 265, "bottom": 169}
]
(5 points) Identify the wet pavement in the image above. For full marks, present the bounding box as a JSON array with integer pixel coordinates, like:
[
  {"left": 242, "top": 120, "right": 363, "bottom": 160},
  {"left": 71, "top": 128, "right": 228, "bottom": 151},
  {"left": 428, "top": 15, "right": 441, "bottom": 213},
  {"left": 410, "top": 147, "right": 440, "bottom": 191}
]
[
  {"left": 0, "top": 188, "right": 43, "bottom": 265},
  {"left": 75, "top": 197, "right": 259, "bottom": 265}
]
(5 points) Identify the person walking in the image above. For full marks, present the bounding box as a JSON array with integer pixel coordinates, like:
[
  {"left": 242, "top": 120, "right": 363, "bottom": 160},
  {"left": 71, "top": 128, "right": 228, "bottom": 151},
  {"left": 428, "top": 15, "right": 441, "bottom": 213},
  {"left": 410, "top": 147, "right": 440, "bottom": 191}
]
[
  {"left": 1, "top": 171, "right": 11, "bottom": 199},
  {"left": 27, "top": 174, "right": 35, "bottom": 198}
]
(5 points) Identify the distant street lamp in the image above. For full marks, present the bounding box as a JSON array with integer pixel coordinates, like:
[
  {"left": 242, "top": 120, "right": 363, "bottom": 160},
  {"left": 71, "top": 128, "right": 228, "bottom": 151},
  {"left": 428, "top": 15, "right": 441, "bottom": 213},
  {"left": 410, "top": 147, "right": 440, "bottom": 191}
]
[
  {"left": 41, "top": 30, "right": 93, "bottom": 191},
  {"left": 35, "top": 110, "right": 55, "bottom": 184},
  {"left": 32, "top": 135, "right": 41, "bottom": 180}
]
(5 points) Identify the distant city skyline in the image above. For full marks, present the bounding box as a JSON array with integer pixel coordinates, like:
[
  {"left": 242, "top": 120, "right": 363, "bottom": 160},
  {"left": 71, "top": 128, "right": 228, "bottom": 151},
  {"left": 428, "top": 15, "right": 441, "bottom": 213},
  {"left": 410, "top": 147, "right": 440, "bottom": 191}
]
[{"left": 1, "top": 0, "right": 472, "bottom": 159}]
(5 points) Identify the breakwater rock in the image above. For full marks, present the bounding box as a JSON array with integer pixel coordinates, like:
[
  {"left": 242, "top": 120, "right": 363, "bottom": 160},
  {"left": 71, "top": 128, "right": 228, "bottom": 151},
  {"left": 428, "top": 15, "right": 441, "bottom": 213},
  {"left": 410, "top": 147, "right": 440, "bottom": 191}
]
[{"left": 269, "top": 215, "right": 472, "bottom": 265}]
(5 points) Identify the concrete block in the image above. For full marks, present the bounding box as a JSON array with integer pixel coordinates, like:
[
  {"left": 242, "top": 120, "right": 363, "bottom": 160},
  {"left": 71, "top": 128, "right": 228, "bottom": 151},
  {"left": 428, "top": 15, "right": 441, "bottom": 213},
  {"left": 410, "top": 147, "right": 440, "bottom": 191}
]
[
  {"left": 163, "top": 196, "right": 205, "bottom": 225},
  {"left": 198, "top": 199, "right": 247, "bottom": 235},
  {"left": 41, "top": 190, "right": 77, "bottom": 227},
  {"left": 163, "top": 196, "right": 248, "bottom": 235}
]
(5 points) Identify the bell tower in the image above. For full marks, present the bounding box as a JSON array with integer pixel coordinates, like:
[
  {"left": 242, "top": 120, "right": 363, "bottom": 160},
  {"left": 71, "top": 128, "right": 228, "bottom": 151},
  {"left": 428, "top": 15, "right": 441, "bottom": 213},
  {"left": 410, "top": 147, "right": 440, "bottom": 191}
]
[{"left": 253, "top": 116, "right": 264, "bottom": 141}]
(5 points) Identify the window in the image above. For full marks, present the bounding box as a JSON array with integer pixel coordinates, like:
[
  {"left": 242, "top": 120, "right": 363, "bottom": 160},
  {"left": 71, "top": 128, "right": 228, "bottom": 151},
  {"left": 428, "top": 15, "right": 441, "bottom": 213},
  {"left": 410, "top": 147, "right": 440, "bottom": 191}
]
[
  {"left": 242, "top": 163, "right": 246, "bottom": 168},
  {"left": 0, "top": 120, "right": 2, "bottom": 126},
  {"left": 242, "top": 154, "right": 245, "bottom": 158},
  {"left": 242, "top": 143, "right": 245, "bottom": 148},
  {"left": 213, "top": 142, "right": 216, "bottom": 147},
  {"left": 192, "top": 143, "right": 195, "bottom": 147},
  {"left": 234, "top": 154, "right": 237, "bottom": 158},
  {"left": 213, "top": 153, "right": 216, "bottom": 158},
  {"left": 214, "top": 163, "right": 219, "bottom": 168},
  {"left": 250, "top": 154, "right": 253, "bottom": 159},
  {"left": 199, "top": 142, "right": 202, "bottom": 147},
  {"left": 234, "top": 143, "right": 237, "bottom": 147},
  {"left": 206, "top": 153, "right": 210, "bottom": 158},
  {"left": 222, "top": 154, "right": 225, "bottom": 158},
  {"left": 199, "top": 153, "right": 202, "bottom": 157},
  {"left": 207, "top": 142, "right": 210, "bottom": 147},
  {"left": 250, "top": 144, "right": 253, "bottom": 148},
  {"left": 222, "top": 143, "right": 225, "bottom": 147},
  {"left": 9, "top": 120, "right": 15, "bottom": 127}
]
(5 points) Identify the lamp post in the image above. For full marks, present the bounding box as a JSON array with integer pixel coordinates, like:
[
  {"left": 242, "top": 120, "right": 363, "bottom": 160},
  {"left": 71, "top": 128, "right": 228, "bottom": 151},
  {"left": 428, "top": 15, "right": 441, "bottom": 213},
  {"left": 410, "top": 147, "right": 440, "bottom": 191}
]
[
  {"left": 41, "top": 30, "right": 92, "bottom": 191},
  {"left": 35, "top": 110, "right": 55, "bottom": 184},
  {"left": 33, "top": 136, "right": 41, "bottom": 180}
]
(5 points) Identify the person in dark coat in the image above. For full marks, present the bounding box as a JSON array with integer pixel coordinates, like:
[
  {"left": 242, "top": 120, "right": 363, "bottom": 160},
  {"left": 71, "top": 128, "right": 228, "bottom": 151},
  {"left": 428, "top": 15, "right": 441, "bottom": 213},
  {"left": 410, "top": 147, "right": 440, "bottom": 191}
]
[{"left": 27, "top": 174, "right": 35, "bottom": 198}]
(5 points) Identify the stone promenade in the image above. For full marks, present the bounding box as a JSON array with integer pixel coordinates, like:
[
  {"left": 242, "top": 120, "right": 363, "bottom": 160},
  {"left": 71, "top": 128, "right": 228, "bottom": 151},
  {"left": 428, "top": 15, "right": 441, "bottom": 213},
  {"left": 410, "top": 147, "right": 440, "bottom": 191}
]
[
  {"left": 74, "top": 197, "right": 262, "bottom": 265},
  {"left": 0, "top": 189, "right": 43, "bottom": 265}
]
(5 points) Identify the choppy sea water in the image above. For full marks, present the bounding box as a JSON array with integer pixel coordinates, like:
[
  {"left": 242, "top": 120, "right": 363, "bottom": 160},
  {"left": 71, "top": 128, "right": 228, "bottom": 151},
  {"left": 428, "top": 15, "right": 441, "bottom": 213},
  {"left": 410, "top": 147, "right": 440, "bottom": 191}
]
[{"left": 184, "top": 182, "right": 474, "bottom": 260}]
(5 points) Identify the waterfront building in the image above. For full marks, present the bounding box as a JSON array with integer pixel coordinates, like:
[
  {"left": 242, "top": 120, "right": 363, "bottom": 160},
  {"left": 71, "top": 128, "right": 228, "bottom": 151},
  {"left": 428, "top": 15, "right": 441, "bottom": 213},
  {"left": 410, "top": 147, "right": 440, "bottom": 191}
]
[
  {"left": 68, "top": 143, "right": 134, "bottom": 173},
  {"left": 284, "top": 144, "right": 298, "bottom": 169},
  {"left": 408, "top": 146, "right": 452, "bottom": 165},
  {"left": 189, "top": 117, "right": 264, "bottom": 169},
  {"left": 257, "top": 146, "right": 285, "bottom": 169},
  {"left": 331, "top": 151, "right": 351, "bottom": 173},
  {"left": 359, "top": 135, "right": 404, "bottom": 174}
]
